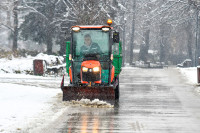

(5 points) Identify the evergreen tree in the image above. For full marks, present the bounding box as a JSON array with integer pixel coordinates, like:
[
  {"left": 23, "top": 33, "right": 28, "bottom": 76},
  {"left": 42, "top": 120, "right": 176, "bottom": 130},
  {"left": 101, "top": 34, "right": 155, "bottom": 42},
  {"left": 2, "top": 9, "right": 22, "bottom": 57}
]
[{"left": 20, "top": 0, "right": 62, "bottom": 54}]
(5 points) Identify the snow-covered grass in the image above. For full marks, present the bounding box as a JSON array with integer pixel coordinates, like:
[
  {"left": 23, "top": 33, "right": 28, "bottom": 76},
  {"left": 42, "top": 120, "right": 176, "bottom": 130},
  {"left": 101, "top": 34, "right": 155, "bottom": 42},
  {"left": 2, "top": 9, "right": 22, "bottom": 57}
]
[
  {"left": 0, "top": 55, "right": 34, "bottom": 74},
  {"left": 0, "top": 53, "right": 66, "bottom": 132},
  {"left": 0, "top": 53, "right": 64, "bottom": 74},
  {"left": 177, "top": 67, "right": 197, "bottom": 85},
  {"left": 0, "top": 82, "right": 61, "bottom": 133},
  {"left": 176, "top": 67, "right": 200, "bottom": 95}
]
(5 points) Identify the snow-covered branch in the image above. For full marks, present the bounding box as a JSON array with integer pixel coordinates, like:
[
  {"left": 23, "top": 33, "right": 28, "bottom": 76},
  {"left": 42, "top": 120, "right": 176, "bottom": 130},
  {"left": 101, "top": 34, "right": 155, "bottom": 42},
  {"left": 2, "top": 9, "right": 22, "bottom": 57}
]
[
  {"left": 22, "top": 0, "right": 48, "bottom": 21},
  {"left": 0, "top": 22, "right": 14, "bottom": 32}
]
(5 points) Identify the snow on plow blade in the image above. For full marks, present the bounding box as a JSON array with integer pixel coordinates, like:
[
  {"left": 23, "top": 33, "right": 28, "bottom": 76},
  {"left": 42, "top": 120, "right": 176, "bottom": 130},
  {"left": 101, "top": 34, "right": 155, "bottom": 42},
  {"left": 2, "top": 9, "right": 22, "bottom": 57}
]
[{"left": 61, "top": 86, "right": 115, "bottom": 102}]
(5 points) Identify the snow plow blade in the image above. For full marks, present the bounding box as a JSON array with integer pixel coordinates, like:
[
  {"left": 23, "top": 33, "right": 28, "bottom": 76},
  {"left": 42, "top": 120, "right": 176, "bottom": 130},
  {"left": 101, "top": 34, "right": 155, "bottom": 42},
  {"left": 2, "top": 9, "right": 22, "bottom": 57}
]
[{"left": 61, "top": 86, "right": 115, "bottom": 102}]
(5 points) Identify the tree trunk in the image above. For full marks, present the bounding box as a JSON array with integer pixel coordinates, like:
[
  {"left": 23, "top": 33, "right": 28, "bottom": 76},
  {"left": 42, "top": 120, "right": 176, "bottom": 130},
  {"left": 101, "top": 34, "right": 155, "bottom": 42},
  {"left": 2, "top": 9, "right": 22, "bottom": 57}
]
[
  {"left": 122, "top": 19, "right": 126, "bottom": 66},
  {"left": 59, "top": 40, "right": 65, "bottom": 56},
  {"left": 7, "top": 0, "right": 11, "bottom": 27},
  {"left": 185, "top": 22, "right": 193, "bottom": 64},
  {"left": 129, "top": 0, "right": 136, "bottom": 66},
  {"left": 46, "top": 25, "right": 53, "bottom": 54},
  {"left": 197, "top": 17, "right": 200, "bottom": 65},
  {"left": 159, "top": 24, "right": 165, "bottom": 63},
  {"left": 7, "top": 0, "right": 12, "bottom": 47},
  {"left": 59, "top": 35, "right": 68, "bottom": 56},
  {"left": 143, "top": 29, "right": 150, "bottom": 62},
  {"left": 47, "top": 39, "right": 53, "bottom": 55},
  {"left": 139, "top": 43, "right": 145, "bottom": 61},
  {"left": 12, "top": 0, "right": 18, "bottom": 52},
  {"left": 160, "top": 43, "right": 165, "bottom": 63}
]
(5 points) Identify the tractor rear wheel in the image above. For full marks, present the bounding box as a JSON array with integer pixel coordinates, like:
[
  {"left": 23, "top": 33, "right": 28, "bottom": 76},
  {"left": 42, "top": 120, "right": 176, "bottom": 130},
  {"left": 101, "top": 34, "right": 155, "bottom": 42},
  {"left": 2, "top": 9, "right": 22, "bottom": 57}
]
[{"left": 115, "top": 77, "right": 119, "bottom": 100}]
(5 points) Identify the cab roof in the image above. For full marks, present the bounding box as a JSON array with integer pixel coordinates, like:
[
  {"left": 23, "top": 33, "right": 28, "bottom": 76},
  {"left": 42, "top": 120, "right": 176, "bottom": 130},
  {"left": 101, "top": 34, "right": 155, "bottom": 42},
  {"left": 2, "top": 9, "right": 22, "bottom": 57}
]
[{"left": 71, "top": 25, "right": 113, "bottom": 29}]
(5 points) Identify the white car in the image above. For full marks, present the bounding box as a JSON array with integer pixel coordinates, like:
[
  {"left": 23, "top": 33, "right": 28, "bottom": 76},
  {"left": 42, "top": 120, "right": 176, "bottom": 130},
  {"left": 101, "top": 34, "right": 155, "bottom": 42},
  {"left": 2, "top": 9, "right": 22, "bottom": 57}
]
[{"left": 177, "top": 59, "right": 192, "bottom": 68}]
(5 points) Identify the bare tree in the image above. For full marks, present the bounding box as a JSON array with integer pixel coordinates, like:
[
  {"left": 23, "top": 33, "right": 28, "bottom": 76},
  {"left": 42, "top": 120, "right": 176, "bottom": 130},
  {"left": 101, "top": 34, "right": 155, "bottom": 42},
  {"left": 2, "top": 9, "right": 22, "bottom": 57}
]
[
  {"left": 0, "top": 0, "right": 19, "bottom": 52},
  {"left": 12, "top": 0, "right": 19, "bottom": 52},
  {"left": 129, "top": 0, "right": 136, "bottom": 65}
]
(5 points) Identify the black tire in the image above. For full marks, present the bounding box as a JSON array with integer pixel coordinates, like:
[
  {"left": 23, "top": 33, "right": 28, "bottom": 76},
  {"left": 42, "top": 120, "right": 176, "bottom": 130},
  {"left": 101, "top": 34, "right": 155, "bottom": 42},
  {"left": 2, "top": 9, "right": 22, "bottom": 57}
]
[{"left": 115, "top": 77, "right": 119, "bottom": 100}]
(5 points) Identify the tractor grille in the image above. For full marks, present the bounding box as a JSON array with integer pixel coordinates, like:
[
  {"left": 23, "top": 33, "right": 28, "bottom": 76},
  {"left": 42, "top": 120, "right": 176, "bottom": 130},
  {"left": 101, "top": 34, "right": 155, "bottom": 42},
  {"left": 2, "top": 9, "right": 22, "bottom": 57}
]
[{"left": 82, "top": 70, "right": 100, "bottom": 82}]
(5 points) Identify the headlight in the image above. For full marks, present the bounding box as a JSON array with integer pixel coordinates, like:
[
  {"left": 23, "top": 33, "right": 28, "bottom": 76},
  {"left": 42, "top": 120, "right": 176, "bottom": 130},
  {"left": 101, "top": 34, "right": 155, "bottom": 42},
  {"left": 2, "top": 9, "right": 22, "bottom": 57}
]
[
  {"left": 72, "top": 27, "right": 80, "bottom": 32},
  {"left": 93, "top": 67, "right": 100, "bottom": 72},
  {"left": 82, "top": 67, "right": 88, "bottom": 72},
  {"left": 110, "top": 54, "right": 113, "bottom": 60},
  {"left": 102, "top": 27, "right": 110, "bottom": 32}
]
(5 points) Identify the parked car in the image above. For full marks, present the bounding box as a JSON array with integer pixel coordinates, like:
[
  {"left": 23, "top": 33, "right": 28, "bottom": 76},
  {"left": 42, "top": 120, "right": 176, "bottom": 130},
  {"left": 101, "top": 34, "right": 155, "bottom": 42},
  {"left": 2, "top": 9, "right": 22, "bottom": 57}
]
[{"left": 177, "top": 59, "right": 192, "bottom": 68}]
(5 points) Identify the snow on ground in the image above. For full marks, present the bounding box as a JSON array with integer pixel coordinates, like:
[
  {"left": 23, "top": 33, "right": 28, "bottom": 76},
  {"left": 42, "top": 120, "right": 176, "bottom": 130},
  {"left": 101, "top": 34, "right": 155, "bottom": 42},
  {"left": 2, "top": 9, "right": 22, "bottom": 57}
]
[
  {"left": 0, "top": 82, "right": 61, "bottom": 133},
  {"left": 0, "top": 53, "right": 64, "bottom": 74},
  {"left": 1, "top": 53, "right": 200, "bottom": 132},
  {"left": 176, "top": 67, "right": 200, "bottom": 95},
  {"left": 0, "top": 53, "right": 114, "bottom": 132},
  {"left": 177, "top": 67, "right": 197, "bottom": 85},
  {"left": 0, "top": 53, "right": 66, "bottom": 132},
  {"left": 0, "top": 55, "right": 33, "bottom": 74},
  {"left": 69, "top": 99, "right": 114, "bottom": 108},
  {"left": 0, "top": 75, "right": 113, "bottom": 132}
]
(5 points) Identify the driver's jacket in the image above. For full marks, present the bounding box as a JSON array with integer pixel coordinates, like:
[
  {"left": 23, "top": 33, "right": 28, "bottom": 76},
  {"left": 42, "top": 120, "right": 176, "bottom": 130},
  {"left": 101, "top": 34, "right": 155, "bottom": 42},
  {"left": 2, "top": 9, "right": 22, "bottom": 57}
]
[{"left": 80, "top": 43, "right": 102, "bottom": 56}]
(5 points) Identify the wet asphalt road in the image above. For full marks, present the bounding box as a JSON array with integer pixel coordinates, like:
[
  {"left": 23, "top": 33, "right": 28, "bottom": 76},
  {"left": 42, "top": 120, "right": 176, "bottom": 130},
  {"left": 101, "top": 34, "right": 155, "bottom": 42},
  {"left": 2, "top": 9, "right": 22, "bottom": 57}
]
[
  {"left": 2, "top": 67, "right": 200, "bottom": 132},
  {"left": 55, "top": 67, "right": 200, "bottom": 133}
]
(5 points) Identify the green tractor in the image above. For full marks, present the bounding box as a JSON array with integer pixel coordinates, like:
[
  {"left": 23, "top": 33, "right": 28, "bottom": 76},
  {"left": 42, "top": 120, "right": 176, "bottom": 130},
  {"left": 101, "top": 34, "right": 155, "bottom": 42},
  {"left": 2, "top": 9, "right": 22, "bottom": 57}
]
[{"left": 61, "top": 19, "right": 122, "bottom": 102}]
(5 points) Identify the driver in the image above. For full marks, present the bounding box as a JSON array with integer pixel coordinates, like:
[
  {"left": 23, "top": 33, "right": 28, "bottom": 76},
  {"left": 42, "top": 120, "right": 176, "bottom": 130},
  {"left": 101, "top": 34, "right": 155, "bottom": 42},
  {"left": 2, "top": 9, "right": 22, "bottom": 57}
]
[{"left": 80, "top": 34, "right": 102, "bottom": 56}]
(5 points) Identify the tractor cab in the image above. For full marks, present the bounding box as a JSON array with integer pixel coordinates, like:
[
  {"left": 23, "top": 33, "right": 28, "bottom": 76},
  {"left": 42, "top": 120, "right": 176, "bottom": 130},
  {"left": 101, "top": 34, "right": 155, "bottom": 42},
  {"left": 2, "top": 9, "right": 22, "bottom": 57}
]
[
  {"left": 61, "top": 19, "right": 122, "bottom": 102},
  {"left": 71, "top": 26, "right": 112, "bottom": 85}
]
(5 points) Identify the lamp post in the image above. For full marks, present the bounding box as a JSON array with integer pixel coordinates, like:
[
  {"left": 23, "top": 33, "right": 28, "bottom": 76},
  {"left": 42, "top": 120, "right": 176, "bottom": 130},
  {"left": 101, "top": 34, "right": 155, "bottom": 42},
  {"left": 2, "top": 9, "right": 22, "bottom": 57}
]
[
  {"left": 188, "top": 0, "right": 200, "bottom": 66},
  {"left": 122, "top": 17, "right": 126, "bottom": 67},
  {"left": 195, "top": 9, "right": 199, "bottom": 66}
]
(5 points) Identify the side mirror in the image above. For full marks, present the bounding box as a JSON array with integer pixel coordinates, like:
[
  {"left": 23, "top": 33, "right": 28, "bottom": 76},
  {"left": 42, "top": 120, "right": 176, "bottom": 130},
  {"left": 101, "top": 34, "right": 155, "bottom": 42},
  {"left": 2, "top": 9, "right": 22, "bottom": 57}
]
[{"left": 113, "top": 32, "right": 119, "bottom": 43}]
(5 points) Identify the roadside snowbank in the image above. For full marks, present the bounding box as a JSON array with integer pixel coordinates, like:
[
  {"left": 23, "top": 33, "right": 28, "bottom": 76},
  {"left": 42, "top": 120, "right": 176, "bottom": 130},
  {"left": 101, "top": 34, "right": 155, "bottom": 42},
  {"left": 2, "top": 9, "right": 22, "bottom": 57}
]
[
  {"left": 177, "top": 67, "right": 197, "bottom": 84},
  {"left": 0, "top": 53, "right": 67, "bottom": 132},
  {"left": 0, "top": 56, "right": 34, "bottom": 74},
  {"left": 0, "top": 53, "right": 64, "bottom": 74},
  {"left": 0, "top": 83, "right": 61, "bottom": 133},
  {"left": 176, "top": 67, "right": 200, "bottom": 95}
]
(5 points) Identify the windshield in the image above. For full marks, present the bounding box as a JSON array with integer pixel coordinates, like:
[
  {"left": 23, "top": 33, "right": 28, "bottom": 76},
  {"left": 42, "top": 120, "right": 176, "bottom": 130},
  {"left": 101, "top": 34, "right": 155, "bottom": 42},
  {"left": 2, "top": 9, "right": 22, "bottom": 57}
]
[{"left": 72, "top": 30, "right": 110, "bottom": 61}]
